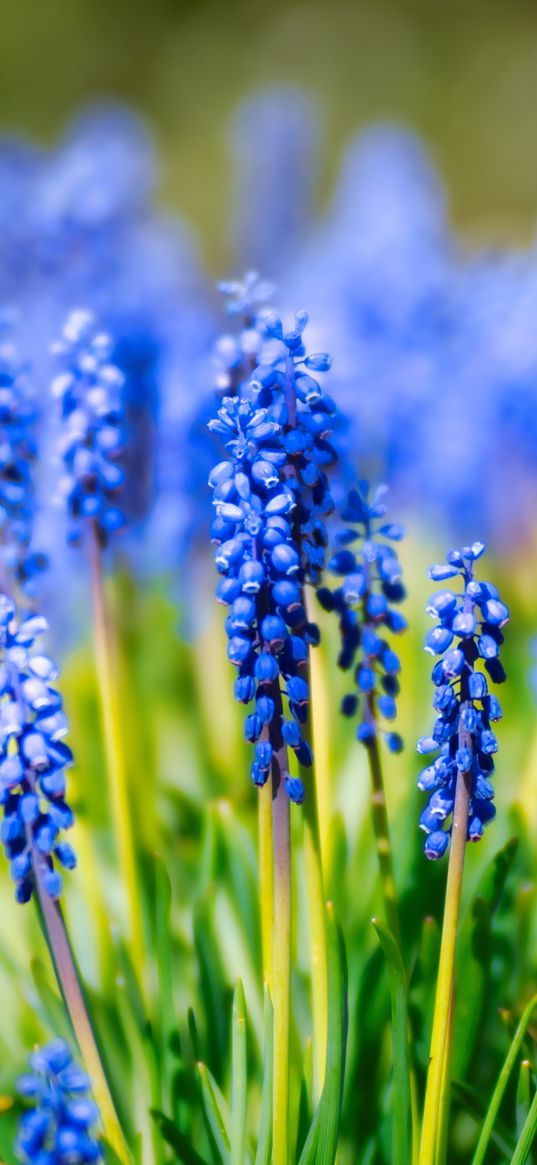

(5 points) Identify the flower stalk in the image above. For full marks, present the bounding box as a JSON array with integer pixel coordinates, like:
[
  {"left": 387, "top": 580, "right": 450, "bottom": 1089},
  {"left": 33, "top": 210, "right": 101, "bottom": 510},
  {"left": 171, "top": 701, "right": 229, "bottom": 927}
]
[{"left": 89, "top": 527, "right": 145, "bottom": 985}]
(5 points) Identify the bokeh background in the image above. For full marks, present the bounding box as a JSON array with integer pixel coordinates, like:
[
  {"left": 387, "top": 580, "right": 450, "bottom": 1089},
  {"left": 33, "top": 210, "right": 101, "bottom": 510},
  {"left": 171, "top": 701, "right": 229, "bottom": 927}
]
[{"left": 1, "top": 3, "right": 537, "bottom": 1162}]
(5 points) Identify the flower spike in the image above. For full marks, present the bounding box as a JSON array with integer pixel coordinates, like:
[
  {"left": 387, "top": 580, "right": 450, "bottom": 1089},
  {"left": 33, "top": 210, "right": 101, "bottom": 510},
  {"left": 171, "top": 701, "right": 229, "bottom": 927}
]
[{"left": 418, "top": 542, "right": 508, "bottom": 858}]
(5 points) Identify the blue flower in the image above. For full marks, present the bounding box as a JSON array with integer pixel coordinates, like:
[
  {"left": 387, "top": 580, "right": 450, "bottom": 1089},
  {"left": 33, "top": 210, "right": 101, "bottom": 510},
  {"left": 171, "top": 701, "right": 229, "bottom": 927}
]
[
  {"left": 0, "top": 324, "right": 47, "bottom": 593},
  {"left": 209, "top": 394, "right": 317, "bottom": 801},
  {"left": 417, "top": 543, "right": 508, "bottom": 859},
  {"left": 51, "top": 310, "right": 126, "bottom": 547},
  {"left": 320, "top": 483, "right": 406, "bottom": 751},
  {"left": 15, "top": 1039, "right": 102, "bottom": 1163},
  {"left": 0, "top": 596, "right": 76, "bottom": 902}
]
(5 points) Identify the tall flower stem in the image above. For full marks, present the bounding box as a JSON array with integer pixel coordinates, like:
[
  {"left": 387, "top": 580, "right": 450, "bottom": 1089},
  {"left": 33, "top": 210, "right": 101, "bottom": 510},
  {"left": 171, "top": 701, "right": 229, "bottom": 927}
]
[
  {"left": 89, "top": 527, "right": 145, "bottom": 986},
  {"left": 365, "top": 717, "right": 400, "bottom": 943},
  {"left": 29, "top": 838, "right": 131, "bottom": 1162},
  {"left": 300, "top": 647, "right": 328, "bottom": 1104},
  {"left": 272, "top": 754, "right": 291, "bottom": 1165},
  {"left": 419, "top": 766, "right": 470, "bottom": 1165},
  {"left": 258, "top": 778, "right": 275, "bottom": 991}
]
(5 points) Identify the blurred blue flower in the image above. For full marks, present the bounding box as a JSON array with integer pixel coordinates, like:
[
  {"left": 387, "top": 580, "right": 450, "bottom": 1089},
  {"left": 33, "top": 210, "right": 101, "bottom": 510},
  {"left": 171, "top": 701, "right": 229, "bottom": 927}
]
[
  {"left": 15, "top": 1039, "right": 102, "bottom": 1162},
  {"left": 229, "top": 87, "right": 319, "bottom": 276},
  {"left": 51, "top": 310, "right": 126, "bottom": 548},
  {"left": 319, "top": 483, "right": 406, "bottom": 752},
  {"left": 0, "top": 321, "right": 47, "bottom": 594},
  {"left": 0, "top": 595, "right": 76, "bottom": 902},
  {"left": 417, "top": 543, "right": 508, "bottom": 859}
]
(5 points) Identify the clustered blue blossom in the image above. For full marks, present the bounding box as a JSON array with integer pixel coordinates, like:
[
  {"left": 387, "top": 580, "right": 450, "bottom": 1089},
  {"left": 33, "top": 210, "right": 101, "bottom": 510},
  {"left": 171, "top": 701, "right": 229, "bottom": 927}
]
[
  {"left": 51, "top": 310, "right": 126, "bottom": 547},
  {"left": 317, "top": 484, "right": 407, "bottom": 752},
  {"left": 417, "top": 543, "right": 509, "bottom": 859},
  {"left": 0, "top": 325, "right": 47, "bottom": 592},
  {"left": 209, "top": 307, "right": 338, "bottom": 801},
  {"left": 15, "top": 1039, "right": 102, "bottom": 1163},
  {"left": 0, "top": 596, "right": 76, "bottom": 902}
]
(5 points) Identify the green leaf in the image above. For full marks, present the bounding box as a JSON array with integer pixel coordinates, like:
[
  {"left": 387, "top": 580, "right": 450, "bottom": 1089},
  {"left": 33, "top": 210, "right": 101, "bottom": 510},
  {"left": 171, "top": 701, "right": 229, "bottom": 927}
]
[
  {"left": 154, "top": 856, "right": 176, "bottom": 1103},
  {"left": 194, "top": 895, "right": 229, "bottom": 1077},
  {"left": 410, "top": 915, "right": 440, "bottom": 1074},
  {"left": 151, "top": 1109, "right": 210, "bottom": 1165},
  {"left": 30, "top": 957, "right": 72, "bottom": 1040},
  {"left": 509, "top": 1089, "right": 537, "bottom": 1165},
  {"left": 298, "top": 903, "right": 348, "bottom": 1165},
  {"left": 372, "top": 919, "right": 412, "bottom": 1165},
  {"left": 197, "top": 1062, "right": 231, "bottom": 1165},
  {"left": 453, "top": 838, "right": 518, "bottom": 1079},
  {"left": 254, "top": 988, "right": 273, "bottom": 1165},
  {"left": 231, "top": 980, "right": 247, "bottom": 1165},
  {"left": 451, "top": 1080, "right": 514, "bottom": 1159},
  {"left": 295, "top": 1039, "right": 313, "bottom": 1162},
  {"left": 517, "top": 1061, "right": 533, "bottom": 1140},
  {"left": 471, "top": 992, "right": 537, "bottom": 1165}
]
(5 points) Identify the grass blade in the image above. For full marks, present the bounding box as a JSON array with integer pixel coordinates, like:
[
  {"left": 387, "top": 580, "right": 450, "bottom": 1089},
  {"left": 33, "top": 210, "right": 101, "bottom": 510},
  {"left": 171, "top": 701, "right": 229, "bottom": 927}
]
[
  {"left": 255, "top": 987, "right": 274, "bottom": 1165},
  {"left": 511, "top": 1089, "right": 537, "bottom": 1165},
  {"left": 151, "top": 1109, "right": 210, "bottom": 1165},
  {"left": 197, "top": 1062, "right": 231, "bottom": 1164},
  {"left": 471, "top": 992, "right": 537, "bottom": 1165},
  {"left": 231, "top": 980, "right": 248, "bottom": 1165},
  {"left": 298, "top": 902, "right": 348, "bottom": 1165},
  {"left": 373, "top": 918, "right": 412, "bottom": 1165},
  {"left": 517, "top": 1061, "right": 532, "bottom": 1140}
]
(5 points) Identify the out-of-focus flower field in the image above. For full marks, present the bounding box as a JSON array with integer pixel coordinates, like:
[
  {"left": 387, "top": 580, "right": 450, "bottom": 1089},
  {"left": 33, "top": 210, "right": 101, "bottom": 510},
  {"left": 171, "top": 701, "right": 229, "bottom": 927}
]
[{"left": 1, "top": 3, "right": 537, "bottom": 1164}]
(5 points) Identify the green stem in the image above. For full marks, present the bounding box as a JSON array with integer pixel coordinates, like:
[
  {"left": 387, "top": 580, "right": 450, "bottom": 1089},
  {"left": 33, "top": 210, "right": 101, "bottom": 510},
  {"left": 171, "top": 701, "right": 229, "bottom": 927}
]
[
  {"left": 31, "top": 844, "right": 131, "bottom": 1162},
  {"left": 258, "top": 779, "right": 275, "bottom": 991},
  {"left": 272, "top": 738, "right": 291, "bottom": 1165},
  {"left": 300, "top": 653, "right": 328, "bottom": 1105},
  {"left": 89, "top": 528, "right": 145, "bottom": 985},
  {"left": 419, "top": 767, "right": 471, "bottom": 1165},
  {"left": 365, "top": 721, "right": 401, "bottom": 944}
]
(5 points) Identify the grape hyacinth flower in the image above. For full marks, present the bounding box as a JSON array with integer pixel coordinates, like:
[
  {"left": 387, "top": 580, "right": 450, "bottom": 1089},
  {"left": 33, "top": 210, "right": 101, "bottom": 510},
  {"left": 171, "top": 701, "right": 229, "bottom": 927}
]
[
  {"left": 209, "top": 395, "right": 312, "bottom": 804},
  {"left": 51, "top": 309, "right": 126, "bottom": 547},
  {"left": 0, "top": 595, "right": 76, "bottom": 902},
  {"left": 0, "top": 323, "right": 47, "bottom": 593},
  {"left": 15, "top": 1039, "right": 102, "bottom": 1163},
  {"left": 209, "top": 307, "right": 338, "bottom": 800},
  {"left": 319, "top": 483, "right": 407, "bottom": 751},
  {"left": 417, "top": 542, "right": 509, "bottom": 859}
]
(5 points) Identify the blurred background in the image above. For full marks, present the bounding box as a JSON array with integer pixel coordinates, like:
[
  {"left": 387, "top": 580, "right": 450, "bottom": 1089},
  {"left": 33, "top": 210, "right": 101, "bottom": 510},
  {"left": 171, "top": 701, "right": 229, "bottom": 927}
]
[
  {"left": 3, "top": 0, "right": 537, "bottom": 266},
  {"left": 1, "top": 3, "right": 537, "bottom": 1162}
]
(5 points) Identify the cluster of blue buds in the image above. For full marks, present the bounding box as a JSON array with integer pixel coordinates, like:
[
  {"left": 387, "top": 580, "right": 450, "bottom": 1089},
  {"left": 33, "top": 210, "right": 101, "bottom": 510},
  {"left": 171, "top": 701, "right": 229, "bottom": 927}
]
[
  {"left": 51, "top": 310, "right": 126, "bottom": 547},
  {"left": 317, "top": 484, "right": 407, "bottom": 751},
  {"left": 417, "top": 542, "right": 509, "bottom": 859},
  {"left": 252, "top": 308, "right": 337, "bottom": 585},
  {"left": 209, "top": 395, "right": 317, "bottom": 803},
  {"left": 213, "top": 272, "right": 274, "bottom": 394},
  {"left": 15, "top": 1039, "right": 102, "bottom": 1163},
  {"left": 0, "top": 596, "right": 76, "bottom": 902},
  {"left": 209, "top": 302, "right": 342, "bottom": 801},
  {"left": 0, "top": 327, "right": 47, "bottom": 593}
]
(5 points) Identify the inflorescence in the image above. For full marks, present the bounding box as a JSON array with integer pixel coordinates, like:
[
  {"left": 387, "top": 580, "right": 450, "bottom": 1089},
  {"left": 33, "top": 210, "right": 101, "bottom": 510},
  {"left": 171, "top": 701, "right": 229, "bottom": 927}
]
[
  {"left": 15, "top": 1039, "right": 102, "bottom": 1163},
  {"left": 0, "top": 596, "right": 76, "bottom": 902},
  {"left": 318, "top": 483, "right": 407, "bottom": 752},
  {"left": 0, "top": 324, "right": 47, "bottom": 593},
  {"left": 51, "top": 310, "right": 126, "bottom": 547},
  {"left": 209, "top": 304, "right": 337, "bottom": 801},
  {"left": 417, "top": 542, "right": 509, "bottom": 859}
]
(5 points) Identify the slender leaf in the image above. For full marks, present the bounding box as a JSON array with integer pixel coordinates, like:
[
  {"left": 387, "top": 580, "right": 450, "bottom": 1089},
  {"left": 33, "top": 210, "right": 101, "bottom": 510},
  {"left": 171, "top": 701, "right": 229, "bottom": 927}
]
[
  {"left": 471, "top": 992, "right": 537, "bottom": 1165},
  {"left": 255, "top": 988, "right": 273, "bottom": 1165},
  {"left": 517, "top": 1061, "right": 533, "bottom": 1140},
  {"left": 511, "top": 1089, "right": 537, "bottom": 1165},
  {"left": 231, "top": 981, "right": 247, "bottom": 1165},
  {"left": 452, "top": 1081, "right": 515, "bottom": 1159},
  {"left": 372, "top": 919, "right": 412, "bottom": 1165},
  {"left": 298, "top": 903, "right": 348, "bottom": 1165},
  {"left": 197, "top": 1062, "right": 231, "bottom": 1164},
  {"left": 151, "top": 1109, "right": 210, "bottom": 1165},
  {"left": 453, "top": 838, "right": 518, "bottom": 1079}
]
